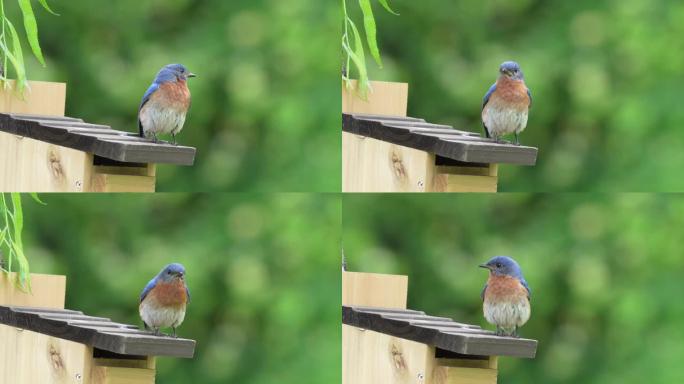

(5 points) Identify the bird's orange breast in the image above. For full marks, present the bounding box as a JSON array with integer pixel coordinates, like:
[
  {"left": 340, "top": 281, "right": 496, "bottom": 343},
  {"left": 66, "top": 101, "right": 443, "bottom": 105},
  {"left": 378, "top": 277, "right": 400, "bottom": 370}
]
[
  {"left": 492, "top": 77, "right": 530, "bottom": 110},
  {"left": 149, "top": 280, "right": 187, "bottom": 307},
  {"left": 485, "top": 275, "right": 528, "bottom": 302},
  {"left": 155, "top": 80, "right": 191, "bottom": 110}
]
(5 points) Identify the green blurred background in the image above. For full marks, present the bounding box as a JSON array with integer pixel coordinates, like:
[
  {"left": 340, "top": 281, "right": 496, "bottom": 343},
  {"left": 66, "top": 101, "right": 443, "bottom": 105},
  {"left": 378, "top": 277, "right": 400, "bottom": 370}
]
[
  {"left": 343, "top": 194, "right": 684, "bottom": 383},
  {"left": 349, "top": 0, "right": 684, "bottom": 191},
  {"left": 9, "top": 0, "right": 338, "bottom": 192},
  {"left": 11, "top": 193, "right": 340, "bottom": 383}
]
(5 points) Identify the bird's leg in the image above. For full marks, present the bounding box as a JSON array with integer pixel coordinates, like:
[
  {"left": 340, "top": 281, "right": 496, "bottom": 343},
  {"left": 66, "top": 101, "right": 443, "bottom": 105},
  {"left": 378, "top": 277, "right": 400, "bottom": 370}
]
[
  {"left": 172, "top": 326, "right": 177, "bottom": 338},
  {"left": 152, "top": 133, "right": 159, "bottom": 143},
  {"left": 172, "top": 134, "right": 177, "bottom": 146},
  {"left": 154, "top": 327, "right": 160, "bottom": 336},
  {"left": 515, "top": 132, "right": 521, "bottom": 146},
  {"left": 513, "top": 327, "right": 520, "bottom": 338},
  {"left": 495, "top": 326, "right": 502, "bottom": 336}
]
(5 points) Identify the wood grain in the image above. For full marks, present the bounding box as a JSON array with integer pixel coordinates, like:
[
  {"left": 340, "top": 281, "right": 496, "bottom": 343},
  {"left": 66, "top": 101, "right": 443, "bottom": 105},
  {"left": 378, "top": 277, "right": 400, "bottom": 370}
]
[
  {"left": 0, "top": 80, "right": 66, "bottom": 116},
  {"left": 0, "top": 324, "right": 90, "bottom": 384},
  {"left": 0, "top": 305, "right": 196, "bottom": 358},
  {"left": 342, "top": 80, "right": 408, "bottom": 116},
  {"left": 342, "top": 306, "right": 537, "bottom": 358},
  {"left": 0, "top": 273, "right": 66, "bottom": 309},
  {"left": 342, "top": 272, "right": 408, "bottom": 309}
]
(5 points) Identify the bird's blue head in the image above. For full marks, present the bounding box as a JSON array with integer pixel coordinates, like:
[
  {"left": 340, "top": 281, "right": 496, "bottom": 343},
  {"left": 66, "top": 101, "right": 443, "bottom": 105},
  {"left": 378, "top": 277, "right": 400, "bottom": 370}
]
[
  {"left": 499, "top": 61, "right": 524, "bottom": 80},
  {"left": 155, "top": 63, "right": 196, "bottom": 83},
  {"left": 157, "top": 263, "right": 186, "bottom": 283},
  {"left": 479, "top": 256, "right": 524, "bottom": 278}
]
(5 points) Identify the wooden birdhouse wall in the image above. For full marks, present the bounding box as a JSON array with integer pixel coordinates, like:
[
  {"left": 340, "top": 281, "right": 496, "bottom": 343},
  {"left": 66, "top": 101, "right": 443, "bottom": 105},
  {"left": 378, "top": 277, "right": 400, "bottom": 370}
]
[
  {"left": 0, "top": 273, "right": 157, "bottom": 384},
  {"left": 342, "top": 80, "right": 499, "bottom": 192},
  {"left": 342, "top": 271, "right": 498, "bottom": 384},
  {"left": 0, "top": 81, "right": 156, "bottom": 192}
]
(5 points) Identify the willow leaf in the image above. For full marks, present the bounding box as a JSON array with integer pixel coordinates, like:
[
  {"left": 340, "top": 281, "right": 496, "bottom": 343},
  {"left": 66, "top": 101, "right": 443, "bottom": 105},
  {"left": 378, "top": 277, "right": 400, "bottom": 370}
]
[
  {"left": 344, "top": 17, "right": 369, "bottom": 98},
  {"left": 0, "top": 18, "right": 27, "bottom": 93},
  {"left": 359, "top": 0, "right": 382, "bottom": 68},
  {"left": 37, "top": 0, "right": 59, "bottom": 16},
  {"left": 10, "top": 194, "right": 29, "bottom": 290},
  {"left": 29, "top": 193, "right": 46, "bottom": 205},
  {"left": 377, "top": 0, "right": 399, "bottom": 15},
  {"left": 18, "top": 0, "right": 46, "bottom": 66}
]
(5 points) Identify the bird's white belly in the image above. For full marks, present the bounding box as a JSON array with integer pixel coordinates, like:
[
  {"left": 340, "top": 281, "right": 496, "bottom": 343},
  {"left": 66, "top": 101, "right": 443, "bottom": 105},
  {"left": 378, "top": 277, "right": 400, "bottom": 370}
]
[
  {"left": 139, "top": 300, "right": 186, "bottom": 328},
  {"left": 483, "top": 298, "right": 530, "bottom": 329},
  {"left": 484, "top": 106, "right": 528, "bottom": 136},
  {"left": 140, "top": 103, "right": 187, "bottom": 136}
]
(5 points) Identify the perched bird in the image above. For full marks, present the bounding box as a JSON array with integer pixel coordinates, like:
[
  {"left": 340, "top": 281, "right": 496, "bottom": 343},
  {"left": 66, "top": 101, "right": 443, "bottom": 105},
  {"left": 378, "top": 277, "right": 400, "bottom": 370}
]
[
  {"left": 479, "top": 256, "right": 530, "bottom": 337},
  {"left": 139, "top": 263, "right": 190, "bottom": 337},
  {"left": 138, "top": 63, "right": 196, "bottom": 144},
  {"left": 481, "top": 61, "right": 532, "bottom": 145}
]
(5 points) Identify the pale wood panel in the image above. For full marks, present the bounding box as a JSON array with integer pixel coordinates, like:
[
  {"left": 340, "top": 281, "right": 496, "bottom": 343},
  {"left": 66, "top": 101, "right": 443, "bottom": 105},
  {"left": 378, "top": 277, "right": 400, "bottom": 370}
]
[
  {"left": 0, "top": 80, "right": 66, "bottom": 116},
  {"left": 91, "top": 367, "right": 155, "bottom": 384},
  {"left": 439, "top": 174, "right": 498, "bottom": 193},
  {"left": 0, "top": 273, "right": 66, "bottom": 309},
  {"left": 443, "top": 367, "right": 497, "bottom": 384},
  {"left": 93, "top": 357, "right": 155, "bottom": 370},
  {"left": 0, "top": 132, "right": 92, "bottom": 192},
  {"left": 90, "top": 174, "right": 156, "bottom": 193},
  {"left": 342, "top": 80, "right": 408, "bottom": 116},
  {"left": 342, "top": 133, "right": 433, "bottom": 192},
  {"left": 343, "top": 325, "right": 431, "bottom": 384},
  {"left": 0, "top": 325, "right": 89, "bottom": 384},
  {"left": 342, "top": 271, "right": 408, "bottom": 309}
]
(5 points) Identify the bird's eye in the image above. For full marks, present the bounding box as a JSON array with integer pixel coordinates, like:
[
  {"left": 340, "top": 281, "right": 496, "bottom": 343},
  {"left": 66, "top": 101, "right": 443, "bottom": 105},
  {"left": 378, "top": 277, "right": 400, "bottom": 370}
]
[
  {"left": 167, "top": 271, "right": 172, "bottom": 275},
  {"left": 496, "top": 263, "right": 502, "bottom": 268}
]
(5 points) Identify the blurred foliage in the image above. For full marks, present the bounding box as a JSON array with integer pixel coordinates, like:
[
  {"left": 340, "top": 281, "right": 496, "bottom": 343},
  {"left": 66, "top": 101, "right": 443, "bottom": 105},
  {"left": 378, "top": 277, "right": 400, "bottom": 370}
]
[
  {"left": 21, "top": 193, "right": 340, "bottom": 383},
  {"left": 12, "top": 0, "right": 338, "bottom": 192},
  {"left": 342, "top": 194, "right": 684, "bottom": 383},
  {"left": 359, "top": 0, "right": 684, "bottom": 191}
]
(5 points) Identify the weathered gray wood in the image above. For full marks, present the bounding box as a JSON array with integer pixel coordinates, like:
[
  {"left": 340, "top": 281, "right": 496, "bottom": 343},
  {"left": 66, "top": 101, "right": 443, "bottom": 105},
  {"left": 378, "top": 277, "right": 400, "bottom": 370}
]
[
  {"left": 342, "top": 305, "right": 537, "bottom": 358},
  {"left": 0, "top": 113, "right": 196, "bottom": 165},
  {"left": 342, "top": 113, "right": 538, "bottom": 166},
  {"left": 0, "top": 305, "right": 195, "bottom": 358}
]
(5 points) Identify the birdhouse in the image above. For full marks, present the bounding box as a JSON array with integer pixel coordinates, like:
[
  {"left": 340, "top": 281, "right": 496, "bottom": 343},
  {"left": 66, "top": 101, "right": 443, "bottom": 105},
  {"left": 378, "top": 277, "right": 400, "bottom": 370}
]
[
  {"left": 0, "top": 81, "right": 196, "bottom": 192},
  {"left": 342, "top": 81, "right": 538, "bottom": 192},
  {"left": 0, "top": 272, "right": 196, "bottom": 384},
  {"left": 342, "top": 271, "right": 538, "bottom": 384}
]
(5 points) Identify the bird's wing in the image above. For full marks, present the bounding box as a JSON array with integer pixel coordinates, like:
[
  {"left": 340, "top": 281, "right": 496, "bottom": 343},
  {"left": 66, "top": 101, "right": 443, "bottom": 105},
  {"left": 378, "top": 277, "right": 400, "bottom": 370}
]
[
  {"left": 185, "top": 285, "right": 191, "bottom": 304},
  {"left": 138, "top": 83, "right": 159, "bottom": 136},
  {"left": 482, "top": 83, "right": 497, "bottom": 110},
  {"left": 481, "top": 83, "right": 497, "bottom": 138},
  {"left": 140, "top": 277, "right": 157, "bottom": 303},
  {"left": 480, "top": 284, "right": 487, "bottom": 301},
  {"left": 520, "top": 278, "right": 531, "bottom": 300},
  {"left": 527, "top": 88, "right": 532, "bottom": 109}
]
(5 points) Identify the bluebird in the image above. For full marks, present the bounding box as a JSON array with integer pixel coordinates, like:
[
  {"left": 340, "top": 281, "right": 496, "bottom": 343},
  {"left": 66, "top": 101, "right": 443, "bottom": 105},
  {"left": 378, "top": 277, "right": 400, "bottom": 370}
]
[
  {"left": 481, "top": 61, "right": 532, "bottom": 145},
  {"left": 139, "top": 263, "right": 190, "bottom": 337},
  {"left": 138, "top": 63, "right": 196, "bottom": 144},
  {"left": 479, "top": 256, "right": 531, "bottom": 337}
]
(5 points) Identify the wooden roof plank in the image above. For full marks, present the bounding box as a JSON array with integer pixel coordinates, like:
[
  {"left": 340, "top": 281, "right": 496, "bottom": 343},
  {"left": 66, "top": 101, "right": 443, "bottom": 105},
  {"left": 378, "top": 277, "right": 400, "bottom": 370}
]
[
  {"left": 342, "top": 305, "right": 537, "bottom": 358},
  {"left": 0, "top": 305, "right": 196, "bottom": 358},
  {"left": 0, "top": 113, "right": 196, "bottom": 165},
  {"left": 342, "top": 113, "right": 538, "bottom": 166}
]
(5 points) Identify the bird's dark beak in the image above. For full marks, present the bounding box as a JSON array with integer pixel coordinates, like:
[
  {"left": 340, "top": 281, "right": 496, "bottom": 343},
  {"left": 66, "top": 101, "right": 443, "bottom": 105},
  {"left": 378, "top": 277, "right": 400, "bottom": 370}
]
[
  {"left": 479, "top": 264, "right": 491, "bottom": 270},
  {"left": 187, "top": 72, "right": 197, "bottom": 78}
]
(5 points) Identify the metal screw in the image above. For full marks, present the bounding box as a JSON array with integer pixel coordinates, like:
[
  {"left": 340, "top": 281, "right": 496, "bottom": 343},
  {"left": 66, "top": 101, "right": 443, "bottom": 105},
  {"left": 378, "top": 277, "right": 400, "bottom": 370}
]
[
  {"left": 75, "top": 373, "right": 82, "bottom": 382},
  {"left": 75, "top": 180, "right": 83, "bottom": 191},
  {"left": 417, "top": 180, "right": 424, "bottom": 189},
  {"left": 417, "top": 372, "right": 425, "bottom": 382}
]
